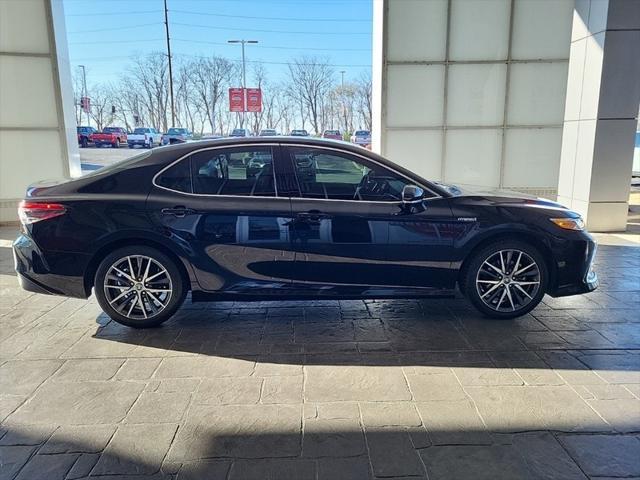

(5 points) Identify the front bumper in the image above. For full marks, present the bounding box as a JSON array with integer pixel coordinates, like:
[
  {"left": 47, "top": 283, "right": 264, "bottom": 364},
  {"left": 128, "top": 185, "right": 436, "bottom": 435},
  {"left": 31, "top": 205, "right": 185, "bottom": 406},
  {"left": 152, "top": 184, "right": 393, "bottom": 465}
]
[
  {"left": 128, "top": 139, "right": 150, "bottom": 146},
  {"left": 548, "top": 234, "right": 598, "bottom": 297},
  {"left": 13, "top": 233, "right": 90, "bottom": 299}
]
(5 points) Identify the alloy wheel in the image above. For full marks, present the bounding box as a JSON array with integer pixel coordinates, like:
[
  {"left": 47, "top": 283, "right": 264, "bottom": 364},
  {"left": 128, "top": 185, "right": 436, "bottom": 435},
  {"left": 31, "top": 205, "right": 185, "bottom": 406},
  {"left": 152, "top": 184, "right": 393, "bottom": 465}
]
[
  {"left": 103, "top": 255, "right": 173, "bottom": 320},
  {"left": 475, "top": 249, "right": 541, "bottom": 313}
]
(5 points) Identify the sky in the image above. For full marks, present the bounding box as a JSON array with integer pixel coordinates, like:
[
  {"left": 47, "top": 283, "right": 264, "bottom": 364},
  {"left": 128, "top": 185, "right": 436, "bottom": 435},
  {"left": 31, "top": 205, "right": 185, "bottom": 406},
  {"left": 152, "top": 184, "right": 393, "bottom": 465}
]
[{"left": 62, "top": 0, "right": 373, "bottom": 88}]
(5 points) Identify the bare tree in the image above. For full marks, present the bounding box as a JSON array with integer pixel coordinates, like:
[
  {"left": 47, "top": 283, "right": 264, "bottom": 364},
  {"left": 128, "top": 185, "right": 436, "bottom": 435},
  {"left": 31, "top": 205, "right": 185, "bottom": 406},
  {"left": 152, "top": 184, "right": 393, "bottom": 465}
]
[
  {"left": 87, "top": 84, "right": 116, "bottom": 131},
  {"left": 355, "top": 71, "right": 372, "bottom": 131},
  {"left": 190, "top": 56, "right": 236, "bottom": 134},
  {"left": 274, "top": 87, "right": 296, "bottom": 134},
  {"left": 122, "top": 52, "right": 170, "bottom": 131},
  {"left": 287, "top": 56, "right": 334, "bottom": 134},
  {"left": 105, "top": 82, "right": 135, "bottom": 131},
  {"left": 175, "top": 62, "right": 201, "bottom": 133},
  {"left": 72, "top": 70, "right": 85, "bottom": 126},
  {"left": 248, "top": 63, "right": 268, "bottom": 134}
]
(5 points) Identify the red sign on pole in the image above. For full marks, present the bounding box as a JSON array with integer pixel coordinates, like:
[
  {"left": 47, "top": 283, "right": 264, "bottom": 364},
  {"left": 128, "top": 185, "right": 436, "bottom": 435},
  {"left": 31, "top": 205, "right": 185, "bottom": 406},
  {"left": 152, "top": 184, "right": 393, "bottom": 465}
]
[
  {"left": 229, "top": 88, "right": 245, "bottom": 112},
  {"left": 246, "top": 88, "right": 262, "bottom": 112},
  {"left": 80, "top": 96, "right": 91, "bottom": 113}
]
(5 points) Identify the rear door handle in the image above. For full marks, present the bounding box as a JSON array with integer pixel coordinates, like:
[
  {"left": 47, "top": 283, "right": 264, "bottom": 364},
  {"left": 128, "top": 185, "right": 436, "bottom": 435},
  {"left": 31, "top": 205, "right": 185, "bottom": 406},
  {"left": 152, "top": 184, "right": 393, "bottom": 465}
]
[{"left": 161, "top": 206, "right": 196, "bottom": 218}]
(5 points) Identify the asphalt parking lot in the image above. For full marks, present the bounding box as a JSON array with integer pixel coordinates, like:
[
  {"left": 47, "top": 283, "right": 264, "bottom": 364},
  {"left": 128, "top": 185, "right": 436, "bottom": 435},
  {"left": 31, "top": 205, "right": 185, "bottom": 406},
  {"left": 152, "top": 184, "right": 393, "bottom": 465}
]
[
  {"left": 80, "top": 146, "right": 141, "bottom": 172},
  {"left": 0, "top": 148, "right": 638, "bottom": 479}
]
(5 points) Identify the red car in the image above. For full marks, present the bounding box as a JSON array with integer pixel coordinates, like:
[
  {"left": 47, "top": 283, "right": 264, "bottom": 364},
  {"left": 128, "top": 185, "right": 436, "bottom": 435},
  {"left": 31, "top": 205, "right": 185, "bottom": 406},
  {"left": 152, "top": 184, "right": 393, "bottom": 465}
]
[
  {"left": 323, "top": 129, "right": 342, "bottom": 140},
  {"left": 91, "top": 127, "right": 128, "bottom": 148}
]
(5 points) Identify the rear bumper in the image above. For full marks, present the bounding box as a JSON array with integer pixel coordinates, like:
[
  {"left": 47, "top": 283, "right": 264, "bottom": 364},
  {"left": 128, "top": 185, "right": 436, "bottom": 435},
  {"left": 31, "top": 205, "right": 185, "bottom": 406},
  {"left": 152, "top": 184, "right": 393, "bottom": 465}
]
[
  {"left": 13, "top": 233, "right": 90, "bottom": 299},
  {"left": 128, "top": 139, "right": 151, "bottom": 146}
]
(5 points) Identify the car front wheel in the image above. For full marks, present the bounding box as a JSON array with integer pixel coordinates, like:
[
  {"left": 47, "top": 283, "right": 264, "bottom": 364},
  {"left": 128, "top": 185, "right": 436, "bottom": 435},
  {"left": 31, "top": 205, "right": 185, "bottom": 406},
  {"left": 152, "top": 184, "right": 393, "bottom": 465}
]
[
  {"left": 94, "top": 246, "right": 186, "bottom": 328},
  {"left": 462, "top": 240, "right": 547, "bottom": 319}
]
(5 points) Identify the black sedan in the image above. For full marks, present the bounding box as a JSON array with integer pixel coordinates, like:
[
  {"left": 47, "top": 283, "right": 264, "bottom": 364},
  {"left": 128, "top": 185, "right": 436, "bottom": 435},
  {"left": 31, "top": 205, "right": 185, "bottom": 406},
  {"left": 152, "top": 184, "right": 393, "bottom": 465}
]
[{"left": 14, "top": 137, "right": 598, "bottom": 328}]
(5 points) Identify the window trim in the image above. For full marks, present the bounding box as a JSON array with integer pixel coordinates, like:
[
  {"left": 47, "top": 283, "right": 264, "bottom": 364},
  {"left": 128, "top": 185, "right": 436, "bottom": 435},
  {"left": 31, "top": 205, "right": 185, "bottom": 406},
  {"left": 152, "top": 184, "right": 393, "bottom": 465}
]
[
  {"left": 152, "top": 143, "right": 280, "bottom": 198},
  {"left": 152, "top": 142, "right": 442, "bottom": 202}
]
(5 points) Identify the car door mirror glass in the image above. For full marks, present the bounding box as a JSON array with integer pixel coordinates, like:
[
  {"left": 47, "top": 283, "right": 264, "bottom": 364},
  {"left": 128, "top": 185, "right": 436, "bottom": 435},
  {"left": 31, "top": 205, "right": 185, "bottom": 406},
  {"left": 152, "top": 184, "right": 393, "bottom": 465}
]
[{"left": 402, "top": 185, "right": 424, "bottom": 203}]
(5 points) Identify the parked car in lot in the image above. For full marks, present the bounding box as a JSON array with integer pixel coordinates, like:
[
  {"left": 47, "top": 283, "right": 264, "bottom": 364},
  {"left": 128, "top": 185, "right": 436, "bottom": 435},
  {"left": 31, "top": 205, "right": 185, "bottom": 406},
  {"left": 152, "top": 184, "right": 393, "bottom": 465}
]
[
  {"left": 128, "top": 127, "right": 162, "bottom": 149},
  {"left": 14, "top": 137, "right": 598, "bottom": 328},
  {"left": 161, "top": 128, "right": 193, "bottom": 145},
  {"left": 229, "top": 128, "right": 250, "bottom": 137},
  {"left": 351, "top": 130, "right": 371, "bottom": 148},
  {"left": 92, "top": 127, "right": 127, "bottom": 148},
  {"left": 323, "top": 129, "right": 342, "bottom": 141},
  {"left": 259, "top": 129, "right": 278, "bottom": 136},
  {"left": 201, "top": 133, "right": 223, "bottom": 140},
  {"left": 290, "top": 129, "right": 309, "bottom": 136},
  {"left": 77, "top": 126, "right": 97, "bottom": 148}
]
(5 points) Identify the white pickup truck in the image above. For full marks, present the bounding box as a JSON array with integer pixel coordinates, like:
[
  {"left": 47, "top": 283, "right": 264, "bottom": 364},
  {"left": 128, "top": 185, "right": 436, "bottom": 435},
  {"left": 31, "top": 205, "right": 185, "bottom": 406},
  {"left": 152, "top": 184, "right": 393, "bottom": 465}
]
[{"left": 127, "top": 127, "right": 162, "bottom": 149}]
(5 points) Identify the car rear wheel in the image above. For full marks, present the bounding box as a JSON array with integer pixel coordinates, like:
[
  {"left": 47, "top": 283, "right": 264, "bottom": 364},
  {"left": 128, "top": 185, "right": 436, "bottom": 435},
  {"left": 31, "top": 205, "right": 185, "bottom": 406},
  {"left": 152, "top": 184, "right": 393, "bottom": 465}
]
[
  {"left": 94, "top": 246, "right": 186, "bottom": 328},
  {"left": 112, "top": 139, "right": 119, "bottom": 148},
  {"left": 462, "top": 240, "right": 547, "bottom": 319}
]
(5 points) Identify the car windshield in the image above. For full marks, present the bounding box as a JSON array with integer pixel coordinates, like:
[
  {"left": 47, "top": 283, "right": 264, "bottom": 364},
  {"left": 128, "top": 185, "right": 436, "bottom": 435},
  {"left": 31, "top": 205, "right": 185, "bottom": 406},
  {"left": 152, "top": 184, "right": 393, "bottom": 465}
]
[
  {"left": 291, "top": 130, "right": 308, "bottom": 135},
  {"left": 260, "top": 130, "right": 276, "bottom": 135},
  {"left": 325, "top": 130, "right": 340, "bottom": 135},
  {"left": 103, "top": 127, "right": 120, "bottom": 133},
  {"left": 133, "top": 128, "right": 149, "bottom": 134},
  {"left": 355, "top": 131, "right": 370, "bottom": 136},
  {"left": 231, "top": 129, "right": 246, "bottom": 135},
  {"left": 167, "top": 128, "right": 186, "bottom": 135}
]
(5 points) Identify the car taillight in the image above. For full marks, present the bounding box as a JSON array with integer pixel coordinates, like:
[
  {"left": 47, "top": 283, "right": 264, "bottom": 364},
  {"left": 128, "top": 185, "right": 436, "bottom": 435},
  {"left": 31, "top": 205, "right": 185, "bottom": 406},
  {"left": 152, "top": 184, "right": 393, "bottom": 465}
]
[{"left": 18, "top": 201, "right": 66, "bottom": 225}]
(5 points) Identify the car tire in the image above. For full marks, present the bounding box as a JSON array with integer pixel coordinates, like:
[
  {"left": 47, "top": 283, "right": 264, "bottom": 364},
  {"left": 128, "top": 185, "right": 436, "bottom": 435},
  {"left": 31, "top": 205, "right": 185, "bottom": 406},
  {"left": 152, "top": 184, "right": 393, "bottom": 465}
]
[
  {"left": 94, "top": 246, "right": 187, "bottom": 328},
  {"left": 112, "top": 139, "right": 119, "bottom": 149},
  {"left": 128, "top": 144, "right": 134, "bottom": 149},
  {"left": 461, "top": 239, "right": 547, "bottom": 319},
  {"left": 81, "top": 137, "right": 88, "bottom": 148}
]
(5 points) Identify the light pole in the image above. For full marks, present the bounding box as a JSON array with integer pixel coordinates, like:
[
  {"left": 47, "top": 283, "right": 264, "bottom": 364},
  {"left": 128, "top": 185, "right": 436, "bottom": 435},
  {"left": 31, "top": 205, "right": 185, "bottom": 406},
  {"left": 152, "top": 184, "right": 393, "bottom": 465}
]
[
  {"left": 164, "top": 0, "right": 176, "bottom": 127},
  {"left": 228, "top": 39, "right": 258, "bottom": 127},
  {"left": 339, "top": 70, "right": 346, "bottom": 134},
  {"left": 78, "top": 65, "right": 89, "bottom": 127}
]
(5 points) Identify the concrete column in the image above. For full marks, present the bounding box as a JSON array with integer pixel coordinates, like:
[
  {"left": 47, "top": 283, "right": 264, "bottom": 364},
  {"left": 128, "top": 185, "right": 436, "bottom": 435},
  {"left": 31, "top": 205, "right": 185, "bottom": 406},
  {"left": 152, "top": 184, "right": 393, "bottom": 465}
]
[
  {"left": 373, "top": 0, "right": 575, "bottom": 199},
  {"left": 557, "top": 0, "right": 640, "bottom": 232},
  {"left": 0, "top": 0, "right": 80, "bottom": 223}
]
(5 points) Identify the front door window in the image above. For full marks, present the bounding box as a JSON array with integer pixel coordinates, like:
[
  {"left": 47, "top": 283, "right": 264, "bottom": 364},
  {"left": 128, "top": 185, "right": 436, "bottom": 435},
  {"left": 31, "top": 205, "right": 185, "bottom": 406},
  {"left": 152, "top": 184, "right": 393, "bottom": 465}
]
[{"left": 288, "top": 147, "right": 410, "bottom": 202}]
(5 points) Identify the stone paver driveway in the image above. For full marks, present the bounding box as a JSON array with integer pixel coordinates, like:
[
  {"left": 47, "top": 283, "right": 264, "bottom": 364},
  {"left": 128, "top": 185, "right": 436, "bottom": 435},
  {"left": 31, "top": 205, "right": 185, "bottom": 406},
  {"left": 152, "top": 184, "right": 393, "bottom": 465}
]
[{"left": 1, "top": 226, "right": 639, "bottom": 479}]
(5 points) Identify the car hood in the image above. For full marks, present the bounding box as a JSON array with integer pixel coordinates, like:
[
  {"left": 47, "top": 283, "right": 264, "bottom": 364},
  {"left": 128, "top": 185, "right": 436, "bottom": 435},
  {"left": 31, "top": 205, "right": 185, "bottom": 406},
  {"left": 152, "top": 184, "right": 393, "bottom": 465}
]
[{"left": 438, "top": 182, "right": 572, "bottom": 211}]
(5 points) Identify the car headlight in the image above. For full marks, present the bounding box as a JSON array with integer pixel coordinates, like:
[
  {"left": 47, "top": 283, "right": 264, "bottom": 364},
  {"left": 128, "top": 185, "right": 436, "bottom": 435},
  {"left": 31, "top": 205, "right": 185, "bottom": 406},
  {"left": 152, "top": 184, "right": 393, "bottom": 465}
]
[{"left": 549, "top": 217, "right": 585, "bottom": 231}]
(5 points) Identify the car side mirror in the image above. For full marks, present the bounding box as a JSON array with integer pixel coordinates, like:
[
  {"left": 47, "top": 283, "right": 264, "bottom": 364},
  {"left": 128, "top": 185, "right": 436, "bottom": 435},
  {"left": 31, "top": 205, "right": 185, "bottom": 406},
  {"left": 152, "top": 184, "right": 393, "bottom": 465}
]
[{"left": 402, "top": 185, "right": 424, "bottom": 204}]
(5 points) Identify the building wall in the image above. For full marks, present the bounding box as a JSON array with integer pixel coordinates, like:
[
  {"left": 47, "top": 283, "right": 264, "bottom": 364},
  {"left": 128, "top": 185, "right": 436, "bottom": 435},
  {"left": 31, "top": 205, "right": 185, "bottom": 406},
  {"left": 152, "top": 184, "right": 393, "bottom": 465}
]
[
  {"left": 557, "top": 0, "right": 640, "bottom": 231},
  {"left": 374, "top": 0, "right": 574, "bottom": 198},
  {"left": 0, "top": 0, "right": 80, "bottom": 223}
]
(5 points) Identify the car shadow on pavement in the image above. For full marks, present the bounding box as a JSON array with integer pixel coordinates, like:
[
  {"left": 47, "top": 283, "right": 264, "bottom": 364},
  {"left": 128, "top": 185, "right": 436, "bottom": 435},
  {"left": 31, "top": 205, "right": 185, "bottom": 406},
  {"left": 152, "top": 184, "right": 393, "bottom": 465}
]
[{"left": 3, "top": 422, "right": 640, "bottom": 479}]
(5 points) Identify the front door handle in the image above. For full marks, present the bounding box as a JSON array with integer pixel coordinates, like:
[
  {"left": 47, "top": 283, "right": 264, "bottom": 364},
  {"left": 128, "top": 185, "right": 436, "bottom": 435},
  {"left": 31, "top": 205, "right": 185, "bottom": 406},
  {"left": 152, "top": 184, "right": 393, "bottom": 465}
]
[{"left": 161, "top": 206, "right": 196, "bottom": 218}]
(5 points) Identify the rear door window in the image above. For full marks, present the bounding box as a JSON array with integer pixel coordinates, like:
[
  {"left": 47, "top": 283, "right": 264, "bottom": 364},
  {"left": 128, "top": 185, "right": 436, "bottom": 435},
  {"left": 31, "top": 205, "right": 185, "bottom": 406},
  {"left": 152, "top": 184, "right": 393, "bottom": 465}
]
[{"left": 191, "top": 147, "right": 275, "bottom": 196}]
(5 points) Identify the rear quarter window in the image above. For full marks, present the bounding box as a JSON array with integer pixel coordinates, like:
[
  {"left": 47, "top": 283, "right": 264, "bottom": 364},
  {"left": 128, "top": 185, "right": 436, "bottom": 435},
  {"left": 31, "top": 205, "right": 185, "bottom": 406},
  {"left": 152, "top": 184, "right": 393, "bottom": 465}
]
[{"left": 156, "top": 159, "right": 192, "bottom": 193}]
